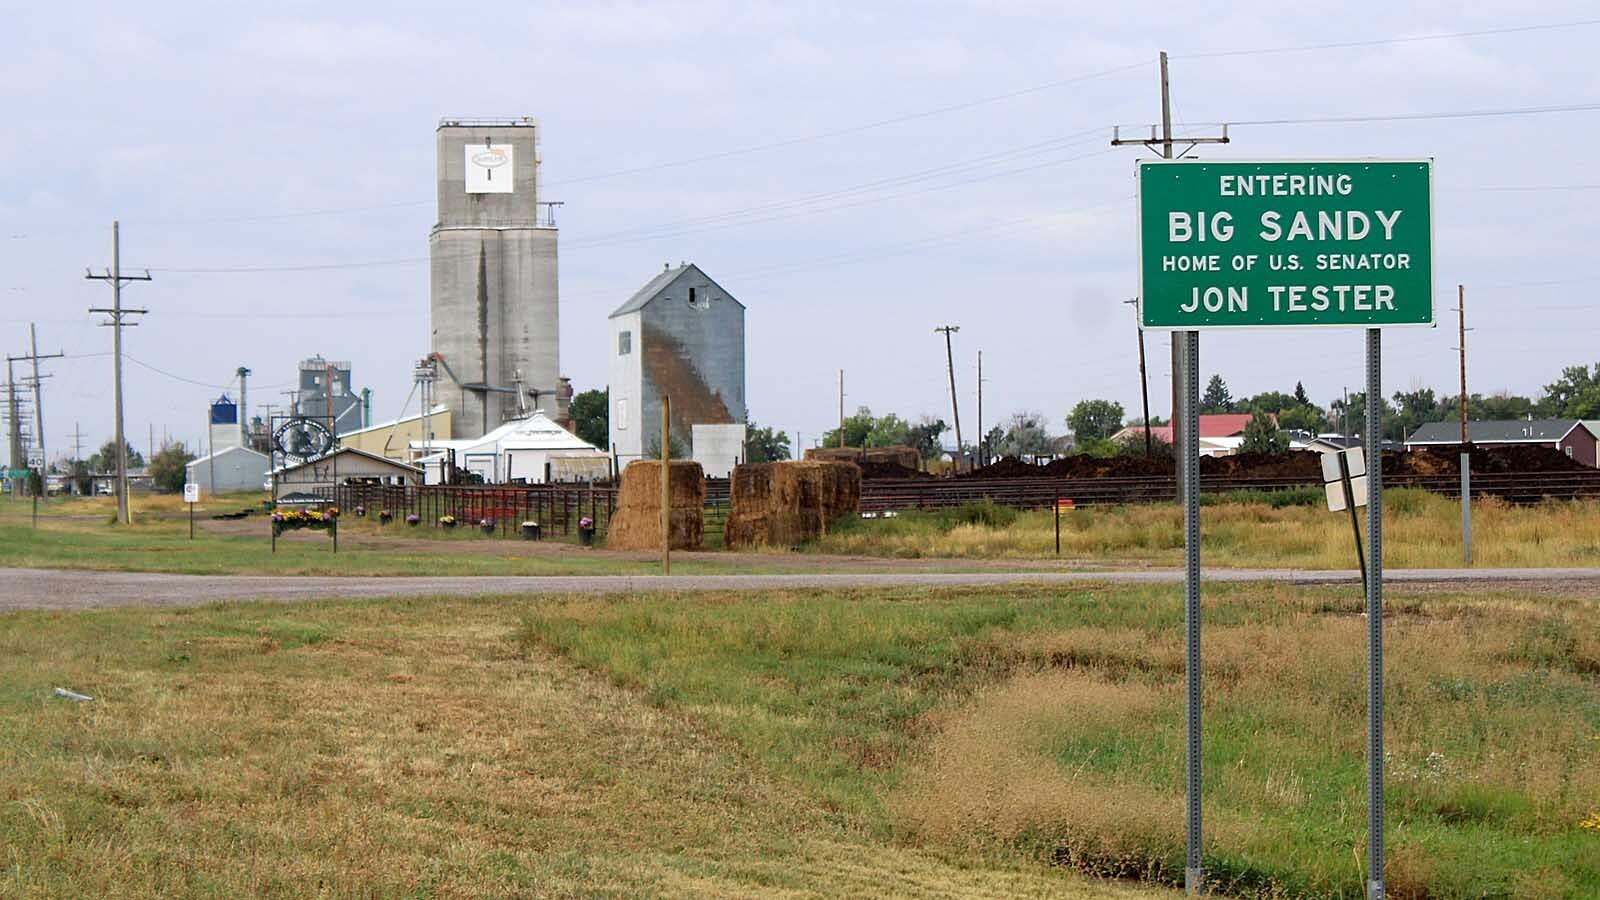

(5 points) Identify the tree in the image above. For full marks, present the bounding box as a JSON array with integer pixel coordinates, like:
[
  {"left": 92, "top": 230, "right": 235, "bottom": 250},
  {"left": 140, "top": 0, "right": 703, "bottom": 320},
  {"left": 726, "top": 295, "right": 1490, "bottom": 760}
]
[
  {"left": 147, "top": 442, "right": 196, "bottom": 493},
  {"left": 1471, "top": 392, "right": 1535, "bottom": 421},
  {"left": 64, "top": 458, "right": 91, "bottom": 495},
  {"left": 981, "top": 424, "right": 1004, "bottom": 462},
  {"left": 1201, "top": 375, "right": 1234, "bottom": 414},
  {"left": 744, "top": 418, "right": 791, "bottom": 463},
  {"left": 1276, "top": 404, "right": 1326, "bottom": 434},
  {"left": 821, "top": 407, "right": 930, "bottom": 451},
  {"left": 1538, "top": 363, "right": 1600, "bottom": 419},
  {"left": 88, "top": 439, "right": 143, "bottom": 473},
  {"left": 821, "top": 406, "right": 876, "bottom": 449},
  {"left": 865, "top": 413, "right": 912, "bottom": 448},
  {"left": 569, "top": 388, "right": 608, "bottom": 449},
  {"left": 1240, "top": 410, "right": 1289, "bottom": 455},
  {"left": 1331, "top": 391, "right": 1403, "bottom": 442},
  {"left": 1391, "top": 388, "right": 1447, "bottom": 442},
  {"left": 1240, "top": 391, "right": 1298, "bottom": 416},
  {"left": 994, "top": 411, "right": 1055, "bottom": 457},
  {"left": 905, "top": 418, "right": 947, "bottom": 460},
  {"left": 1294, "top": 381, "right": 1310, "bottom": 405},
  {"left": 1067, "top": 399, "right": 1125, "bottom": 442}
]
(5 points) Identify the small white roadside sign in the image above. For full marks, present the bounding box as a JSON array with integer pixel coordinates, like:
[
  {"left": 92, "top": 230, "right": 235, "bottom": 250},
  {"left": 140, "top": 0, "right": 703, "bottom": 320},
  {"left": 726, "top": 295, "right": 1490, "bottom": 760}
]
[
  {"left": 183, "top": 483, "right": 200, "bottom": 503},
  {"left": 1321, "top": 447, "right": 1367, "bottom": 512}
]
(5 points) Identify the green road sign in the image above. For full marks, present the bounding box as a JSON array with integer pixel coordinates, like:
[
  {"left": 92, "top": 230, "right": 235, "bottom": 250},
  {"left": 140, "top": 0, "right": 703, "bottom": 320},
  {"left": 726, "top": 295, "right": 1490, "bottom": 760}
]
[{"left": 1138, "top": 160, "right": 1433, "bottom": 329}]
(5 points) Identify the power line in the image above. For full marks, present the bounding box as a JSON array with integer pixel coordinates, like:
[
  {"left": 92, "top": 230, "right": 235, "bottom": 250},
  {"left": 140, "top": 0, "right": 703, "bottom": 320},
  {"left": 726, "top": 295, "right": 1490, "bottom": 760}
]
[
  {"left": 1227, "top": 101, "right": 1600, "bottom": 128},
  {"left": 1176, "top": 18, "right": 1600, "bottom": 60},
  {"left": 547, "top": 63, "right": 1147, "bottom": 187},
  {"left": 143, "top": 144, "right": 1120, "bottom": 273},
  {"left": 122, "top": 355, "right": 232, "bottom": 390}
]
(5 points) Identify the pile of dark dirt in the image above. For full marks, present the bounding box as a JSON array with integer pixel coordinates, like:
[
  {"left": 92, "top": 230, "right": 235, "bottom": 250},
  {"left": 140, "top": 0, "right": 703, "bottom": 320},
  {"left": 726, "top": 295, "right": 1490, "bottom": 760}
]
[
  {"left": 1044, "top": 455, "right": 1175, "bottom": 478},
  {"left": 1385, "top": 444, "right": 1590, "bottom": 477},
  {"left": 967, "top": 456, "right": 1042, "bottom": 479},
  {"left": 1198, "top": 451, "right": 1323, "bottom": 478}
]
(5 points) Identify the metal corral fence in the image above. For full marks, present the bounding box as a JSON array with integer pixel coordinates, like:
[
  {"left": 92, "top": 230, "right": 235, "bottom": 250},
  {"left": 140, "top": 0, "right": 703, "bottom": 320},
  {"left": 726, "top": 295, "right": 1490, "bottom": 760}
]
[
  {"left": 305, "top": 471, "right": 1600, "bottom": 540},
  {"left": 858, "top": 470, "right": 1600, "bottom": 512},
  {"left": 316, "top": 483, "right": 619, "bottom": 539}
]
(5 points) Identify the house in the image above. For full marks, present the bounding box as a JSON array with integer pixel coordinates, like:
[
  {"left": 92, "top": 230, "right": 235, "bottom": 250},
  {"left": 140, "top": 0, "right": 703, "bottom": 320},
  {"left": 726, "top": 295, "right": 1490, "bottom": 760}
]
[
  {"left": 1405, "top": 419, "right": 1599, "bottom": 467},
  {"left": 1301, "top": 434, "right": 1363, "bottom": 454},
  {"left": 272, "top": 447, "right": 423, "bottom": 500},
  {"left": 185, "top": 445, "right": 270, "bottom": 494},
  {"left": 608, "top": 263, "right": 746, "bottom": 466},
  {"left": 1110, "top": 414, "right": 1266, "bottom": 457}
]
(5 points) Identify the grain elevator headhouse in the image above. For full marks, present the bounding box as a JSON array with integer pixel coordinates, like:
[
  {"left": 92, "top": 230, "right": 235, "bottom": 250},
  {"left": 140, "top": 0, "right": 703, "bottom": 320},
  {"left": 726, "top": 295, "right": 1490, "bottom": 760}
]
[{"left": 429, "top": 117, "right": 563, "bottom": 438}]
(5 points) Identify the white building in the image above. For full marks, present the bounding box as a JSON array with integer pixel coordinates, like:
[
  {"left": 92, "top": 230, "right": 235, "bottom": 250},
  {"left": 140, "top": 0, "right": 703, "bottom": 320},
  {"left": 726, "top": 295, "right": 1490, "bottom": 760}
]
[
  {"left": 608, "top": 263, "right": 745, "bottom": 465},
  {"left": 412, "top": 410, "right": 607, "bottom": 484},
  {"left": 186, "top": 445, "right": 270, "bottom": 495}
]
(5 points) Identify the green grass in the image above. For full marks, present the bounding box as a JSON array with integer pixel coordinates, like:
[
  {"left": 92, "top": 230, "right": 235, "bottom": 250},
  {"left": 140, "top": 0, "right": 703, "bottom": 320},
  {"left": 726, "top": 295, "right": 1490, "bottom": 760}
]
[{"left": 517, "top": 583, "right": 1600, "bottom": 898}]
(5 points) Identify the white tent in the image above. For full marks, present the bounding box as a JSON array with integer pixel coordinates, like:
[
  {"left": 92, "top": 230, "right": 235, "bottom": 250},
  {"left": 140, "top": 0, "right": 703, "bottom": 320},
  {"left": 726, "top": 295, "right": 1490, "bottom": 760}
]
[{"left": 424, "top": 411, "right": 607, "bottom": 484}]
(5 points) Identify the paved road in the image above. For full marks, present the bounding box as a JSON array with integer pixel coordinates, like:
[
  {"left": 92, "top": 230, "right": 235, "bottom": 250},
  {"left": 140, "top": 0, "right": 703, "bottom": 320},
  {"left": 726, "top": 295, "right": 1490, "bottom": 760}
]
[{"left": 4, "top": 566, "right": 1600, "bottom": 612}]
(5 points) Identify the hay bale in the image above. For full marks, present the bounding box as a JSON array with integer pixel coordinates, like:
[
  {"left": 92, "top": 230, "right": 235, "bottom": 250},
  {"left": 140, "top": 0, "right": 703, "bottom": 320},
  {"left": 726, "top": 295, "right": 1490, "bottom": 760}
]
[
  {"left": 725, "top": 461, "right": 861, "bottom": 549},
  {"left": 607, "top": 460, "right": 705, "bottom": 550},
  {"left": 804, "top": 445, "right": 921, "bottom": 477}
]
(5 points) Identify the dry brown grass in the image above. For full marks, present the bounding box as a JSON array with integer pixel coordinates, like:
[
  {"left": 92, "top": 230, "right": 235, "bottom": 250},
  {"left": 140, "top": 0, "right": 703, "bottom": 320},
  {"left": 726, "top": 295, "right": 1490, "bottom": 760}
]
[
  {"left": 0, "top": 596, "right": 1162, "bottom": 899},
  {"left": 814, "top": 491, "right": 1600, "bottom": 568}
]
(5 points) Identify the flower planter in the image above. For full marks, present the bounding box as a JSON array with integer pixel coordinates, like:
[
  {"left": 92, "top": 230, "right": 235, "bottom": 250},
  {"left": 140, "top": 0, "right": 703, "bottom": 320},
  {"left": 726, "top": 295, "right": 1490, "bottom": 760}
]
[
  {"left": 520, "top": 522, "right": 541, "bottom": 541},
  {"left": 439, "top": 516, "right": 457, "bottom": 529},
  {"left": 405, "top": 515, "right": 420, "bottom": 527},
  {"left": 378, "top": 511, "right": 393, "bottom": 525},
  {"left": 578, "top": 516, "right": 595, "bottom": 547},
  {"left": 479, "top": 519, "right": 496, "bottom": 535}
]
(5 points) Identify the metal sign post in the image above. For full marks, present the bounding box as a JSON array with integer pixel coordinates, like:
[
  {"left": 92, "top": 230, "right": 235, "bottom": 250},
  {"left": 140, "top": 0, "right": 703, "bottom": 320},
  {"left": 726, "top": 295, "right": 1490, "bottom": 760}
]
[
  {"left": 1179, "top": 329, "right": 1202, "bottom": 895},
  {"left": 1364, "top": 329, "right": 1385, "bottom": 899},
  {"left": 1321, "top": 447, "right": 1369, "bottom": 596},
  {"left": 184, "top": 482, "right": 199, "bottom": 540}
]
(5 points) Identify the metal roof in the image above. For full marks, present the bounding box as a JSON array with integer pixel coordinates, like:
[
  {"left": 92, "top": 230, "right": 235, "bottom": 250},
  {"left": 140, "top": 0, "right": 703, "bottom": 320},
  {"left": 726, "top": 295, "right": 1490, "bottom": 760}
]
[
  {"left": 1406, "top": 419, "right": 1587, "bottom": 444},
  {"left": 608, "top": 263, "right": 744, "bottom": 318}
]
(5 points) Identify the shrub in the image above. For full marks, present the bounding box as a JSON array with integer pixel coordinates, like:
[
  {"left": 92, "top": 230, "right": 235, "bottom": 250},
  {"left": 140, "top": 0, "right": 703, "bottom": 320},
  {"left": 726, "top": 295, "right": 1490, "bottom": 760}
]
[
  {"left": 940, "top": 499, "right": 1019, "bottom": 529},
  {"left": 1201, "top": 486, "right": 1323, "bottom": 508}
]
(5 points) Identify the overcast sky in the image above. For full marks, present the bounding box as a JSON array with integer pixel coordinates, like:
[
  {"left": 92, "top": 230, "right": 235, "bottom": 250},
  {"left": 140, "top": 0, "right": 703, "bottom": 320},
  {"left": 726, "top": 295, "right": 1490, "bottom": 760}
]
[{"left": 4, "top": 2, "right": 1600, "bottom": 461}]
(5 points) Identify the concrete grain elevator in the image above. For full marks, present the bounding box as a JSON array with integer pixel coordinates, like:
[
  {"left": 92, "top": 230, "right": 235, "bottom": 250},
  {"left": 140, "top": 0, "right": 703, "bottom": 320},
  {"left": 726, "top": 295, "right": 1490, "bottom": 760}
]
[{"left": 429, "top": 117, "right": 562, "bottom": 438}]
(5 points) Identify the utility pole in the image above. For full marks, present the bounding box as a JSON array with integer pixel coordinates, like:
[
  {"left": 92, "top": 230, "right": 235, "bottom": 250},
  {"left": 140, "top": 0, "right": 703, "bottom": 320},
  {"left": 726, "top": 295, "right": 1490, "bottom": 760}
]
[
  {"left": 976, "top": 350, "right": 986, "bottom": 466},
  {"left": 1112, "top": 51, "right": 1230, "bottom": 494},
  {"left": 4, "top": 360, "right": 20, "bottom": 478},
  {"left": 14, "top": 325, "right": 63, "bottom": 470},
  {"left": 70, "top": 423, "right": 85, "bottom": 463},
  {"left": 1124, "top": 299, "right": 1153, "bottom": 458},
  {"left": 837, "top": 369, "right": 845, "bottom": 448},
  {"left": 935, "top": 325, "right": 963, "bottom": 469},
  {"left": 86, "top": 221, "right": 151, "bottom": 525}
]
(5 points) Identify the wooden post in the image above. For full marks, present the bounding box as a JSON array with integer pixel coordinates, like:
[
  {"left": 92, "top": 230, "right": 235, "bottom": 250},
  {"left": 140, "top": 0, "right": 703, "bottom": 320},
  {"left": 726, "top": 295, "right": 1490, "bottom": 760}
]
[{"left": 661, "top": 394, "right": 671, "bottom": 574}]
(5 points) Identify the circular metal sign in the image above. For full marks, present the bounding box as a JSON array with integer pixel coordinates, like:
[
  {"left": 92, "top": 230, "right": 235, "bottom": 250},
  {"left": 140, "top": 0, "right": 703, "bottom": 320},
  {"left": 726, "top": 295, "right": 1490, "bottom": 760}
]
[{"left": 273, "top": 418, "right": 334, "bottom": 462}]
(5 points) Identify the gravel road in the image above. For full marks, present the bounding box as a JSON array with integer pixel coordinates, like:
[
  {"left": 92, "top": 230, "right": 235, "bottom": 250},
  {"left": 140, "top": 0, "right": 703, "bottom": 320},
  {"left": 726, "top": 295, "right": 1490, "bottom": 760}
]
[{"left": 4, "top": 566, "right": 1600, "bottom": 612}]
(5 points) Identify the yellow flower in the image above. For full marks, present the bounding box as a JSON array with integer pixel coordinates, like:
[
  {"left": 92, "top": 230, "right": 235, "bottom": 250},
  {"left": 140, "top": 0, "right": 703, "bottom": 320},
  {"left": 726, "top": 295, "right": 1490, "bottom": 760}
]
[{"left": 1582, "top": 811, "right": 1600, "bottom": 831}]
